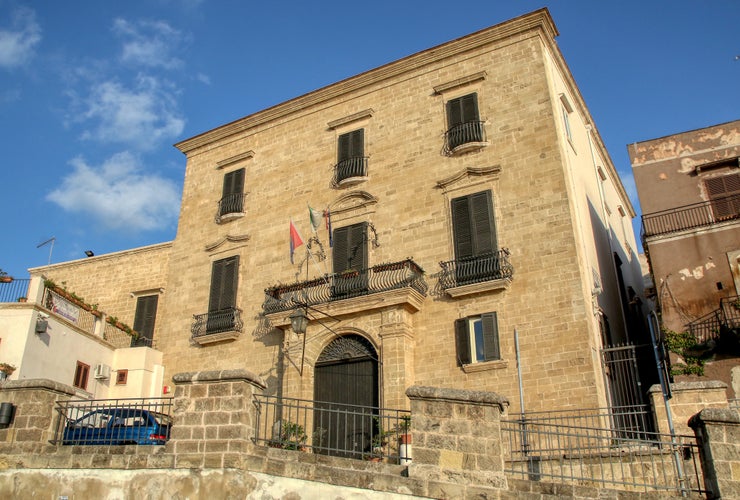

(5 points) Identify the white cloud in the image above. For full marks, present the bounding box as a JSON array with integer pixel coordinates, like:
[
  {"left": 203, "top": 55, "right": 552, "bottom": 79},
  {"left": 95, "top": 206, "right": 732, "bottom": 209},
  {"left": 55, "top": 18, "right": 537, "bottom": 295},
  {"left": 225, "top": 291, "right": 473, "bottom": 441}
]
[
  {"left": 112, "top": 18, "right": 184, "bottom": 70},
  {"left": 47, "top": 152, "right": 181, "bottom": 232},
  {"left": 0, "top": 6, "right": 41, "bottom": 69},
  {"left": 76, "top": 75, "right": 185, "bottom": 150}
]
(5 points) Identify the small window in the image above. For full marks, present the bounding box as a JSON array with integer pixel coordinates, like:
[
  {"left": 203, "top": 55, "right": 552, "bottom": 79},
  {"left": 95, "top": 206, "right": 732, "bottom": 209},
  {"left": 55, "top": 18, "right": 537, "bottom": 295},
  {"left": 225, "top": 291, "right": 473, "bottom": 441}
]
[
  {"left": 116, "top": 369, "right": 128, "bottom": 385},
  {"left": 218, "top": 168, "right": 245, "bottom": 217},
  {"left": 335, "top": 129, "right": 366, "bottom": 184},
  {"left": 132, "top": 295, "right": 158, "bottom": 346},
  {"left": 445, "top": 93, "right": 483, "bottom": 151},
  {"left": 455, "top": 312, "right": 500, "bottom": 365},
  {"left": 73, "top": 361, "right": 90, "bottom": 390},
  {"left": 562, "top": 103, "right": 573, "bottom": 142}
]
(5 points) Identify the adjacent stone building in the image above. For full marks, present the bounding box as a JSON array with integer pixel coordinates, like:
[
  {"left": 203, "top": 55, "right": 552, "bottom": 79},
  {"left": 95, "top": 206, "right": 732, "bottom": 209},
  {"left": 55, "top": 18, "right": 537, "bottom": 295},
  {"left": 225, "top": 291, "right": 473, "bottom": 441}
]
[{"left": 13, "top": 9, "right": 643, "bottom": 420}]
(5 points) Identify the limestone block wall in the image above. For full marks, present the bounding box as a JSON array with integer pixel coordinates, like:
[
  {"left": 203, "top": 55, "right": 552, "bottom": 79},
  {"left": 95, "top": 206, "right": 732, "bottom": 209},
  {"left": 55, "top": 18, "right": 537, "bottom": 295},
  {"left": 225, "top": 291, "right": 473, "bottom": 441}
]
[
  {"left": 690, "top": 407, "right": 740, "bottom": 499},
  {"left": 650, "top": 381, "right": 729, "bottom": 436}
]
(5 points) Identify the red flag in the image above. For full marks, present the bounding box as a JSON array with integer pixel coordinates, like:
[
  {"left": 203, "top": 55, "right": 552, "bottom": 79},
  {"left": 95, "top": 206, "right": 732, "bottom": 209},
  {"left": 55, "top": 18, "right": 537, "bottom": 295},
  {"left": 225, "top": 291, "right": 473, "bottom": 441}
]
[{"left": 290, "top": 219, "right": 304, "bottom": 264}]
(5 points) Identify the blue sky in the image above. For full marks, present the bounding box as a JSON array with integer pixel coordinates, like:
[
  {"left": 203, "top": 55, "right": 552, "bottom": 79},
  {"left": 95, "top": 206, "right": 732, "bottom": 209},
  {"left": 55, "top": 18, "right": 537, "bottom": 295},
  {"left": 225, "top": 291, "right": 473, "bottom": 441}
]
[{"left": 0, "top": 0, "right": 738, "bottom": 278}]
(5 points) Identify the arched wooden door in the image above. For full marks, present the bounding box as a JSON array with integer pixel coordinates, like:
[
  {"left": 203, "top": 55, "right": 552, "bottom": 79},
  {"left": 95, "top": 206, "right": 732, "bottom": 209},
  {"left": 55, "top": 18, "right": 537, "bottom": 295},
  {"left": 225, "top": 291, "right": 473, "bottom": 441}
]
[{"left": 313, "top": 334, "right": 378, "bottom": 458}]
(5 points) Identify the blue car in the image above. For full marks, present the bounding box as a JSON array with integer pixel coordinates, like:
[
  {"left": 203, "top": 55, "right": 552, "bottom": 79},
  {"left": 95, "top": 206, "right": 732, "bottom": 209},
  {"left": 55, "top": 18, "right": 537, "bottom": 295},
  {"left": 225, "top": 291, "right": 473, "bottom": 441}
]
[{"left": 62, "top": 408, "right": 171, "bottom": 445}]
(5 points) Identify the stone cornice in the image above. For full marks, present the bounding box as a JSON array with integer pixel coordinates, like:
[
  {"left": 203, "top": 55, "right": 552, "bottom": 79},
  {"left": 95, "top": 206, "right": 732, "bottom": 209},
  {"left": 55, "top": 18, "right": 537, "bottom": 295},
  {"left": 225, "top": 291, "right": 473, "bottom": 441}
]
[
  {"left": 406, "top": 385, "right": 509, "bottom": 411},
  {"left": 174, "top": 9, "right": 557, "bottom": 155},
  {"left": 172, "top": 369, "right": 266, "bottom": 389}
]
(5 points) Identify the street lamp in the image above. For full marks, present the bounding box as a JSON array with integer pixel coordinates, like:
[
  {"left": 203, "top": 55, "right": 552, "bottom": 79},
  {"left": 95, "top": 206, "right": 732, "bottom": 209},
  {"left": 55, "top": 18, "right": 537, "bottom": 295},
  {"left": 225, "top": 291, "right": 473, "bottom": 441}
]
[{"left": 289, "top": 307, "right": 309, "bottom": 335}]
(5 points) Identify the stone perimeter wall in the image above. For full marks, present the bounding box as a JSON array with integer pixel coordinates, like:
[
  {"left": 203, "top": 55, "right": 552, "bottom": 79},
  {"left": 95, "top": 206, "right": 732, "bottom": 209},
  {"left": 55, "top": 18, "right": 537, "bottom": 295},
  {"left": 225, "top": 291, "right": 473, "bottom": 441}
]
[{"left": 1, "top": 374, "right": 728, "bottom": 498}]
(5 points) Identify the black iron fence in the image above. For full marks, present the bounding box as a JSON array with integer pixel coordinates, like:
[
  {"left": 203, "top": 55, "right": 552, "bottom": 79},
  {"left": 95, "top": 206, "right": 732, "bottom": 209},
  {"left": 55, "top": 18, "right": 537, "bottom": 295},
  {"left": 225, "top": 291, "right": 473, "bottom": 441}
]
[
  {"left": 263, "top": 259, "right": 427, "bottom": 314},
  {"left": 253, "top": 394, "right": 411, "bottom": 463},
  {"left": 642, "top": 193, "right": 740, "bottom": 238},
  {"left": 687, "top": 310, "right": 723, "bottom": 344},
  {"left": 444, "top": 120, "right": 486, "bottom": 153},
  {"left": 333, "top": 156, "right": 368, "bottom": 185},
  {"left": 502, "top": 406, "right": 705, "bottom": 495},
  {"left": 0, "top": 278, "right": 30, "bottom": 303},
  {"left": 51, "top": 397, "right": 173, "bottom": 446},
  {"left": 438, "top": 249, "right": 513, "bottom": 290}
]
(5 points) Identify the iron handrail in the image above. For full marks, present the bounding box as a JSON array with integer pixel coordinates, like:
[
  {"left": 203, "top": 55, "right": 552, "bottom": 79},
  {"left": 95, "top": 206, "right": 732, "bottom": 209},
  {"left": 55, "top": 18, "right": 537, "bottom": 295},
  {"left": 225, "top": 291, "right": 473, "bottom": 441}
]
[
  {"left": 642, "top": 193, "right": 740, "bottom": 237},
  {"left": 191, "top": 307, "right": 244, "bottom": 338},
  {"left": 444, "top": 120, "right": 486, "bottom": 153},
  {"left": 333, "top": 156, "right": 368, "bottom": 185}
]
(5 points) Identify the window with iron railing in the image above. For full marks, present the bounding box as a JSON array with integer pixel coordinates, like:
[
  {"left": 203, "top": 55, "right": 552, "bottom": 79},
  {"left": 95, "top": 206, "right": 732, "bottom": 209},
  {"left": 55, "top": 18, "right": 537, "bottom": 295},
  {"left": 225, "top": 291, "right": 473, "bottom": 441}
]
[
  {"left": 334, "top": 129, "right": 367, "bottom": 185},
  {"left": 444, "top": 93, "right": 486, "bottom": 154}
]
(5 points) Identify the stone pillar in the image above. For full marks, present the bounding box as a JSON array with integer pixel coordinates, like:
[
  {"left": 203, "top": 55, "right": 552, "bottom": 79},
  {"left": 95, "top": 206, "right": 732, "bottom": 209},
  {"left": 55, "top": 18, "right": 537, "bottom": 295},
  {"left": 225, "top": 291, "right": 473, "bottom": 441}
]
[
  {"left": 170, "top": 369, "right": 266, "bottom": 469},
  {"left": 0, "top": 379, "right": 76, "bottom": 452},
  {"left": 379, "top": 307, "right": 415, "bottom": 410},
  {"left": 650, "top": 381, "right": 728, "bottom": 435},
  {"left": 689, "top": 408, "right": 740, "bottom": 499},
  {"left": 405, "top": 385, "right": 509, "bottom": 490}
]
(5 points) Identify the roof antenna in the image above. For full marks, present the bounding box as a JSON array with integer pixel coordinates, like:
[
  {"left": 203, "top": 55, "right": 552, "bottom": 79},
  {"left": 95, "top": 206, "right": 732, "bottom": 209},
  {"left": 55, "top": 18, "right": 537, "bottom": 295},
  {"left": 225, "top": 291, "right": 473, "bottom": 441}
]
[{"left": 36, "top": 237, "right": 56, "bottom": 266}]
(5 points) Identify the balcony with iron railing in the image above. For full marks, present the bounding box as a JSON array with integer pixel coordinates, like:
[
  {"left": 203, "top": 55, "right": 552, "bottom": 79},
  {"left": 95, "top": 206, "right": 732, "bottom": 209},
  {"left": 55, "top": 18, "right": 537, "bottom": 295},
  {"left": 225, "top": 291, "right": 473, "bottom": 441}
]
[
  {"left": 0, "top": 278, "right": 31, "bottom": 303},
  {"left": 263, "top": 258, "right": 427, "bottom": 315},
  {"left": 443, "top": 120, "right": 487, "bottom": 155},
  {"left": 686, "top": 295, "right": 739, "bottom": 345},
  {"left": 191, "top": 307, "right": 244, "bottom": 345},
  {"left": 215, "top": 193, "right": 247, "bottom": 223},
  {"left": 332, "top": 156, "right": 368, "bottom": 187},
  {"left": 641, "top": 193, "right": 740, "bottom": 238},
  {"left": 438, "top": 249, "right": 513, "bottom": 297}
]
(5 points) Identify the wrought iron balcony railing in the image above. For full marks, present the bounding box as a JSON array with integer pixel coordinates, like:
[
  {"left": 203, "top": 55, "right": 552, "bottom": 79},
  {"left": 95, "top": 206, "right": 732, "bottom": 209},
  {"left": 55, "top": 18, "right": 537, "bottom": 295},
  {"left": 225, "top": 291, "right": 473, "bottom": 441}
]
[
  {"left": 191, "top": 307, "right": 244, "bottom": 340},
  {"left": 686, "top": 295, "right": 739, "bottom": 344},
  {"left": 332, "top": 156, "right": 368, "bottom": 186},
  {"left": 215, "top": 193, "right": 246, "bottom": 221},
  {"left": 438, "top": 249, "right": 513, "bottom": 290},
  {"left": 263, "top": 258, "right": 427, "bottom": 314},
  {"left": 444, "top": 120, "right": 486, "bottom": 154},
  {"left": 642, "top": 193, "right": 740, "bottom": 238}
]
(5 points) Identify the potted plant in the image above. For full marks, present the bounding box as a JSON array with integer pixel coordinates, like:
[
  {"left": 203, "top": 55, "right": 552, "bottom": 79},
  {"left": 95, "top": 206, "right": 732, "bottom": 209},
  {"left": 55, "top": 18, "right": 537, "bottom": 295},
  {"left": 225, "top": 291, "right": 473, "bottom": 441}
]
[
  {"left": 17, "top": 297, "right": 27, "bottom": 303},
  {"left": 279, "top": 421, "right": 308, "bottom": 451},
  {"left": 0, "top": 269, "right": 12, "bottom": 284},
  {"left": 398, "top": 415, "right": 412, "bottom": 464},
  {"left": 0, "top": 363, "right": 16, "bottom": 381}
]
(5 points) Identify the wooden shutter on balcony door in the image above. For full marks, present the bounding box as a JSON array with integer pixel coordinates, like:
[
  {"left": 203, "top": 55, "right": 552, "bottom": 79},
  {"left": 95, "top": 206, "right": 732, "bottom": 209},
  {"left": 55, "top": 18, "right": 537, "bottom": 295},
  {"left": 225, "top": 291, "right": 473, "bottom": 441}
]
[
  {"left": 446, "top": 93, "right": 479, "bottom": 127},
  {"left": 338, "top": 129, "right": 364, "bottom": 162},
  {"left": 705, "top": 173, "right": 740, "bottom": 219},
  {"left": 209, "top": 256, "right": 239, "bottom": 312},
  {"left": 332, "top": 222, "right": 367, "bottom": 273},
  {"left": 452, "top": 190, "right": 497, "bottom": 260},
  {"left": 133, "top": 295, "right": 158, "bottom": 342}
]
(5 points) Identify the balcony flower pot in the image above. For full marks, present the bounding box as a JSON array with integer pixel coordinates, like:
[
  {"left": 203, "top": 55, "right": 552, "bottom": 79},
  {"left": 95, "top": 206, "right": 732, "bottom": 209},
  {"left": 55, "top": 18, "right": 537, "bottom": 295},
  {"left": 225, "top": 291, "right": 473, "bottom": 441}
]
[
  {"left": 17, "top": 297, "right": 27, "bottom": 303},
  {"left": 0, "top": 276, "right": 12, "bottom": 283}
]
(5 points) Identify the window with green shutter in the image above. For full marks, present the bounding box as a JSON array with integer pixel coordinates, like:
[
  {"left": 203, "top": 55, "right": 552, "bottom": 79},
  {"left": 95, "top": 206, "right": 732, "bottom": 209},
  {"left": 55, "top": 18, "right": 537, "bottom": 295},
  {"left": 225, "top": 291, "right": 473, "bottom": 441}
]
[
  {"left": 336, "top": 129, "right": 367, "bottom": 184},
  {"left": 455, "top": 312, "right": 500, "bottom": 366},
  {"left": 219, "top": 168, "right": 245, "bottom": 216},
  {"left": 132, "top": 295, "right": 158, "bottom": 346},
  {"left": 206, "top": 256, "right": 239, "bottom": 333},
  {"left": 451, "top": 190, "right": 498, "bottom": 286},
  {"left": 445, "top": 93, "right": 483, "bottom": 151},
  {"left": 332, "top": 222, "right": 368, "bottom": 297}
]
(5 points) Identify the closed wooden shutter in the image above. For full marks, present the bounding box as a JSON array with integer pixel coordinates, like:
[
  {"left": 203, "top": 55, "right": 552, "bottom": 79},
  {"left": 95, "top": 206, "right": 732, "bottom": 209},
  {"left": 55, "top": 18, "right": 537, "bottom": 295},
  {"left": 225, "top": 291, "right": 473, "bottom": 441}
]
[
  {"left": 454, "top": 318, "right": 471, "bottom": 366},
  {"left": 446, "top": 93, "right": 479, "bottom": 127},
  {"left": 208, "top": 256, "right": 239, "bottom": 312},
  {"left": 452, "top": 190, "right": 497, "bottom": 259},
  {"left": 133, "top": 295, "right": 158, "bottom": 342},
  {"left": 338, "top": 129, "right": 364, "bottom": 162},
  {"left": 220, "top": 168, "right": 245, "bottom": 215},
  {"left": 481, "top": 312, "right": 500, "bottom": 361},
  {"left": 332, "top": 223, "right": 367, "bottom": 273},
  {"left": 705, "top": 173, "right": 740, "bottom": 219}
]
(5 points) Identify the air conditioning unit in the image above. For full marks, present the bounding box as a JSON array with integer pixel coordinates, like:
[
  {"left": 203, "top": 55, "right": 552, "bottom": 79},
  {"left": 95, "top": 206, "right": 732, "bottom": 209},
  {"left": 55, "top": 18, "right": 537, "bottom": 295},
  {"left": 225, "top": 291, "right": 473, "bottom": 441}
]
[{"left": 93, "top": 363, "right": 110, "bottom": 380}]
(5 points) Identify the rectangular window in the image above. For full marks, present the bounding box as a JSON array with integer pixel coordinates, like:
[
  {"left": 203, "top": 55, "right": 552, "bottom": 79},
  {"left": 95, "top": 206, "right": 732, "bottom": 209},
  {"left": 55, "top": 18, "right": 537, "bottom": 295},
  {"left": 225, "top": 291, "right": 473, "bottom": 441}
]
[
  {"left": 73, "top": 361, "right": 90, "bottom": 390},
  {"left": 562, "top": 103, "right": 573, "bottom": 142},
  {"left": 132, "top": 295, "right": 158, "bottom": 346},
  {"left": 446, "top": 93, "right": 482, "bottom": 150},
  {"left": 336, "top": 129, "right": 366, "bottom": 184},
  {"left": 116, "top": 369, "right": 128, "bottom": 385},
  {"left": 451, "top": 190, "right": 498, "bottom": 286},
  {"left": 454, "top": 312, "right": 500, "bottom": 365},
  {"left": 705, "top": 173, "right": 740, "bottom": 220},
  {"left": 206, "top": 256, "right": 239, "bottom": 333},
  {"left": 219, "top": 168, "right": 245, "bottom": 216},
  {"left": 332, "top": 222, "right": 368, "bottom": 297}
]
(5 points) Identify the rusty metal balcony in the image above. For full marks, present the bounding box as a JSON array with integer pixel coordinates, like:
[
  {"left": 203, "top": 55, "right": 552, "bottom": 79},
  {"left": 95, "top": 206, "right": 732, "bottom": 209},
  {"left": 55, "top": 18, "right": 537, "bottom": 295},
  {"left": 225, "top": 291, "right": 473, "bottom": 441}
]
[
  {"left": 263, "top": 259, "right": 427, "bottom": 314},
  {"left": 642, "top": 193, "right": 740, "bottom": 238}
]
